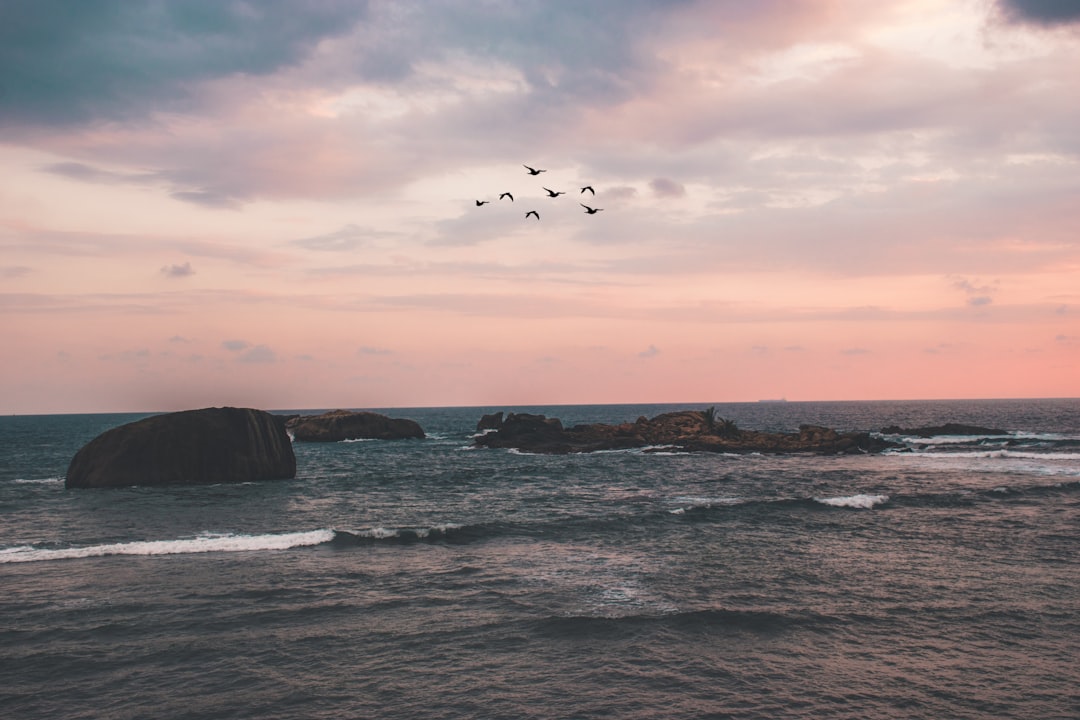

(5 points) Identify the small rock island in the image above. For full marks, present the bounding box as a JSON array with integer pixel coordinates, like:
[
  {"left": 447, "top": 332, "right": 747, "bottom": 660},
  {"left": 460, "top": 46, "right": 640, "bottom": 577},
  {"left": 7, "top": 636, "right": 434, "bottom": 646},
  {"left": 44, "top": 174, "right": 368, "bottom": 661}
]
[
  {"left": 286, "top": 410, "right": 425, "bottom": 442},
  {"left": 474, "top": 409, "right": 901, "bottom": 455}
]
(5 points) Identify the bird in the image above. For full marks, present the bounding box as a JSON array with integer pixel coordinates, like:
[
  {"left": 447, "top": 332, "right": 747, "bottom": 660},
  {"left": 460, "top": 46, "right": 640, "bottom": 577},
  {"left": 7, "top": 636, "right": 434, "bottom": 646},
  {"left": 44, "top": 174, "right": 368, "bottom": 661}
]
[
  {"left": 525, "top": 210, "right": 540, "bottom": 220},
  {"left": 500, "top": 192, "right": 514, "bottom": 201},
  {"left": 543, "top": 187, "right": 565, "bottom": 198},
  {"left": 475, "top": 200, "right": 489, "bottom": 206},
  {"left": 524, "top": 165, "right": 546, "bottom": 175},
  {"left": 581, "top": 204, "right": 603, "bottom": 214},
  {"left": 580, "top": 185, "right": 595, "bottom": 196}
]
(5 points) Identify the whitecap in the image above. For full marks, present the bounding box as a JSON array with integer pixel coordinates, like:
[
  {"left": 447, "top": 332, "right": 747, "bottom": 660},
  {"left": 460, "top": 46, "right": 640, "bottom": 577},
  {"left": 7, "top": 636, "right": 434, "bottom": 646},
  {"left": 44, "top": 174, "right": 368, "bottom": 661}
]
[
  {"left": 815, "top": 494, "right": 889, "bottom": 509},
  {"left": 671, "top": 495, "right": 746, "bottom": 508},
  {"left": 0, "top": 528, "right": 336, "bottom": 564},
  {"left": 11, "top": 477, "right": 64, "bottom": 484}
]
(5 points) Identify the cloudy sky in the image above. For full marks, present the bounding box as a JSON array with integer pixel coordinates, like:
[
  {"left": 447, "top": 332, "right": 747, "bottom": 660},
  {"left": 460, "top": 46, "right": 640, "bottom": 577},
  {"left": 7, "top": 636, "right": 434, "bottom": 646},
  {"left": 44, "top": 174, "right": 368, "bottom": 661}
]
[{"left": 2, "top": 0, "right": 1078, "bottom": 413}]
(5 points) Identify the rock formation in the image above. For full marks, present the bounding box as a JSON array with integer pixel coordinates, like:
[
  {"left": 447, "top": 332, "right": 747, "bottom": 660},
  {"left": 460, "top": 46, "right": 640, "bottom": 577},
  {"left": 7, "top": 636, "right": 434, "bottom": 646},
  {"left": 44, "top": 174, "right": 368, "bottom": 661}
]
[
  {"left": 66, "top": 407, "right": 296, "bottom": 489},
  {"left": 475, "top": 410, "right": 901, "bottom": 455},
  {"left": 286, "top": 409, "right": 425, "bottom": 442}
]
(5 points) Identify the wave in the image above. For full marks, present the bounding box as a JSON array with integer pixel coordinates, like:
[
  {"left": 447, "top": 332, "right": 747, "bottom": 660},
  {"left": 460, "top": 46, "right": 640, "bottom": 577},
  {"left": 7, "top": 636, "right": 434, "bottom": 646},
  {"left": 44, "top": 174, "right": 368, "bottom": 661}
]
[
  {"left": 10, "top": 477, "right": 64, "bottom": 484},
  {"left": 0, "top": 529, "right": 336, "bottom": 564},
  {"left": 328, "top": 523, "right": 499, "bottom": 546},
  {"left": 533, "top": 607, "right": 838, "bottom": 637},
  {"left": 814, "top": 493, "right": 890, "bottom": 509},
  {"left": 896, "top": 448, "right": 1080, "bottom": 460}
]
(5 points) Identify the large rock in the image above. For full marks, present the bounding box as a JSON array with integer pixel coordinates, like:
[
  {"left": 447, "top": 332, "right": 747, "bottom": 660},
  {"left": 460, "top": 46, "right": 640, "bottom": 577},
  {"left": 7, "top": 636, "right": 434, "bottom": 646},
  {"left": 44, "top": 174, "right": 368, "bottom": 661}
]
[
  {"left": 286, "top": 410, "right": 425, "bottom": 442},
  {"left": 475, "top": 410, "right": 901, "bottom": 455},
  {"left": 66, "top": 407, "right": 296, "bottom": 489}
]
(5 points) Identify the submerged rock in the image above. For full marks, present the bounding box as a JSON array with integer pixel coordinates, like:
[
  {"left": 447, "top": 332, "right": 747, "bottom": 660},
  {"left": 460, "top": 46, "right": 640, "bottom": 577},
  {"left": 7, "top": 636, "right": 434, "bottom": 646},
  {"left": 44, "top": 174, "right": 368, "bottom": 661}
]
[
  {"left": 286, "top": 409, "right": 425, "bottom": 442},
  {"left": 66, "top": 407, "right": 296, "bottom": 489},
  {"left": 475, "top": 409, "right": 901, "bottom": 455}
]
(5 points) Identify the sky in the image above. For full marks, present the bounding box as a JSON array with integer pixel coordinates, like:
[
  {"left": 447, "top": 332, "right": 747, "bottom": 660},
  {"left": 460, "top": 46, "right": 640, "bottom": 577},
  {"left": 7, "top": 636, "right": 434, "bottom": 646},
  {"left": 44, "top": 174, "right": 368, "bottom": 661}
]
[{"left": 1, "top": 0, "right": 1079, "bottom": 414}]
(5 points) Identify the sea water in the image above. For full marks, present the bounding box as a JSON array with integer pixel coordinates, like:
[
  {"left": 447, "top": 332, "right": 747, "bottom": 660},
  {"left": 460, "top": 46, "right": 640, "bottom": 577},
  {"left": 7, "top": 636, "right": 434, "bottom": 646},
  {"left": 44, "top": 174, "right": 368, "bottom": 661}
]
[{"left": 1, "top": 399, "right": 1078, "bottom": 719}]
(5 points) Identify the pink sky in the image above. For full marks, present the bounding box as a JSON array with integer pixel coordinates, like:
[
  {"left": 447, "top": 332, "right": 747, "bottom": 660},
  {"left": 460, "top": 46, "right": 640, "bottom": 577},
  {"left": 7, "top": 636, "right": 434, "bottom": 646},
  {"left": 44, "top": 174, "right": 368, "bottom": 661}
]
[{"left": 1, "top": 0, "right": 1078, "bottom": 414}]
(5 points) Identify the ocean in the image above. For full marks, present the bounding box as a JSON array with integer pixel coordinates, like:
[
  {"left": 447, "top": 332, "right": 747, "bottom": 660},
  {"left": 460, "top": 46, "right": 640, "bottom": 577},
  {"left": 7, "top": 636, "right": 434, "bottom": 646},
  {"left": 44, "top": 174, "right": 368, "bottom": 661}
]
[{"left": 2, "top": 399, "right": 1078, "bottom": 719}]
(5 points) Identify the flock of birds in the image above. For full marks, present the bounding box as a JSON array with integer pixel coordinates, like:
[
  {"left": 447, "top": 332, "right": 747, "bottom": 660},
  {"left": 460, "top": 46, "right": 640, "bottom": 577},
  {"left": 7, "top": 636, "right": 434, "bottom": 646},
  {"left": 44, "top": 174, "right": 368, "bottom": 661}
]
[{"left": 474, "top": 164, "right": 603, "bottom": 220}]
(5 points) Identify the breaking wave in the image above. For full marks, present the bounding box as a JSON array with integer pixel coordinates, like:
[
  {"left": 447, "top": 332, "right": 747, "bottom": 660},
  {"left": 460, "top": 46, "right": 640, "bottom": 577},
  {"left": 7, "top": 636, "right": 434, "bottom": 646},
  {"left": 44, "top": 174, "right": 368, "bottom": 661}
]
[
  {"left": 0, "top": 529, "right": 336, "bottom": 564},
  {"left": 814, "top": 493, "right": 890, "bottom": 509}
]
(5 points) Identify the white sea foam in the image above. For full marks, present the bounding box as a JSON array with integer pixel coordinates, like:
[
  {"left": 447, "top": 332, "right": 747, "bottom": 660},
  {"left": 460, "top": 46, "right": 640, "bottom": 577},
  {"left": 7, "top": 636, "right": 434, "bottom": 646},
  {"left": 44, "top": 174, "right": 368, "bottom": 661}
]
[
  {"left": 902, "top": 449, "right": 1080, "bottom": 460},
  {"left": 672, "top": 495, "right": 746, "bottom": 507},
  {"left": 815, "top": 494, "right": 889, "bottom": 509},
  {"left": 12, "top": 477, "right": 64, "bottom": 484},
  {"left": 350, "top": 523, "right": 463, "bottom": 540},
  {"left": 0, "top": 528, "right": 336, "bottom": 564},
  {"left": 897, "top": 434, "right": 1009, "bottom": 446}
]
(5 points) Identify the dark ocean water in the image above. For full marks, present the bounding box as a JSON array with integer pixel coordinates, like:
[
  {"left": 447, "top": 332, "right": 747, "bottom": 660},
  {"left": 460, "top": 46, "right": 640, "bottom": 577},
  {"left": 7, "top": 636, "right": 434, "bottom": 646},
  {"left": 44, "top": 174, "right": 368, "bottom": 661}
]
[{"left": 2, "top": 399, "right": 1079, "bottom": 720}]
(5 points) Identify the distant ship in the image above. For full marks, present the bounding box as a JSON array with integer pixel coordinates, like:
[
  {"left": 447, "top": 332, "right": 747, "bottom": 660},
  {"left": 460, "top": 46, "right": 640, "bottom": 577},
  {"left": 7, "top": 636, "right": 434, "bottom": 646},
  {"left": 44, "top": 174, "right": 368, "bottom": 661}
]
[{"left": 758, "top": 398, "right": 788, "bottom": 403}]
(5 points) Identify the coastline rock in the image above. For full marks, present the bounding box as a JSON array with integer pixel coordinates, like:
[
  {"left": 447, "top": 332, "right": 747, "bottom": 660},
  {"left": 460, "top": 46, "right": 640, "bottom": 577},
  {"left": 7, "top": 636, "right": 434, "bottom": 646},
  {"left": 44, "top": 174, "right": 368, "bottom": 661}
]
[
  {"left": 879, "top": 422, "right": 1007, "bottom": 437},
  {"left": 66, "top": 407, "right": 296, "bottom": 489},
  {"left": 286, "top": 410, "right": 425, "bottom": 442},
  {"left": 475, "top": 410, "right": 901, "bottom": 455},
  {"left": 476, "top": 412, "right": 505, "bottom": 432}
]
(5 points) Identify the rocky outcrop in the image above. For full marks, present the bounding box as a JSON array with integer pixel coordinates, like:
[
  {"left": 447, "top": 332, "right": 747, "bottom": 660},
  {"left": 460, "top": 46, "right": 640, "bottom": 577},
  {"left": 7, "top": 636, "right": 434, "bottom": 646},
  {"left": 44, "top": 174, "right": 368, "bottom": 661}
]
[
  {"left": 879, "top": 422, "right": 1007, "bottom": 437},
  {"left": 476, "top": 412, "right": 505, "bottom": 432},
  {"left": 66, "top": 407, "right": 296, "bottom": 489},
  {"left": 475, "top": 410, "right": 901, "bottom": 455},
  {"left": 286, "top": 410, "right": 425, "bottom": 442}
]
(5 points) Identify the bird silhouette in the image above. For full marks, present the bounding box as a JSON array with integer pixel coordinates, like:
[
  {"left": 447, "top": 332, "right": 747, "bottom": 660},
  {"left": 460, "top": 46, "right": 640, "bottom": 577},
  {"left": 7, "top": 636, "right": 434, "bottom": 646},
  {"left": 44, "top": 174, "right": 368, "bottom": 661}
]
[
  {"left": 524, "top": 165, "right": 546, "bottom": 175},
  {"left": 580, "top": 185, "right": 595, "bottom": 196},
  {"left": 500, "top": 192, "right": 514, "bottom": 202},
  {"left": 581, "top": 204, "right": 603, "bottom": 214},
  {"left": 543, "top": 187, "right": 565, "bottom": 198},
  {"left": 525, "top": 210, "right": 540, "bottom": 220},
  {"left": 475, "top": 200, "right": 489, "bottom": 206}
]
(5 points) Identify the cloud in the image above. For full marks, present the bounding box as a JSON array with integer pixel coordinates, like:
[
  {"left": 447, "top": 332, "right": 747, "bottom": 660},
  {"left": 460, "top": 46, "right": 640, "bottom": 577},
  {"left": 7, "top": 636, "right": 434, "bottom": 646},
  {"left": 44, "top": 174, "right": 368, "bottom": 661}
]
[
  {"left": 840, "top": 347, "right": 870, "bottom": 356},
  {"left": 238, "top": 344, "right": 277, "bottom": 364},
  {"left": 1, "top": 266, "right": 32, "bottom": 279},
  {"left": 952, "top": 277, "right": 999, "bottom": 307},
  {"left": 169, "top": 335, "right": 193, "bottom": 343},
  {"left": 650, "top": 177, "right": 686, "bottom": 198},
  {"left": 358, "top": 346, "right": 394, "bottom": 356},
  {"left": 43, "top": 162, "right": 155, "bottom": 185},
  {"left": 161, "top": 261, "right": 195, "bottom": 278},
  {"left": 605, "top": 186, "right": 639, "bottom": 201},
  {"left": 0, "top": 0, "right": 370, "bottom": 127},
  {"left": 222, "top": 340, "right": 249, "bottom": 352},
  {"left": 996, "top": 0, "right": 1080, "bottom": 25},
  {"left": 170, "top": 190, "right": 242, "bottom": 210},
  {"left": 638, "top": 344, "right": 660, "bottom": 358},
  {"left": 292, "top": 224, "right": 374, "bottom": 252}
]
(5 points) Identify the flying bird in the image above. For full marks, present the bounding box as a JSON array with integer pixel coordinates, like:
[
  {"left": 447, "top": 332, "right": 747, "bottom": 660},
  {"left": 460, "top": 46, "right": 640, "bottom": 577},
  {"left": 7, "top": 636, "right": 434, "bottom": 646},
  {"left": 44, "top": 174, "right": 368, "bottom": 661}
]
[
  {"left": 581, "top": 204, "right": 603, "bottom": 214},
  {"left": 524, "top": 165, "right": 546, "bottom": 175},
  {"left": 543, "top": 187, "right": 565, "bottom": 198},
  {"left": 475, "top": 200, "right": 489, "bottom": 206},
  {"left": 525, "top": 210, "right": 540, "bottom": 220},
  {"left": 500, "top": 192, "right": 514, "bottom": 201},
  {"left": 580, "top": 185, "right": 595, "bottom": 196}
]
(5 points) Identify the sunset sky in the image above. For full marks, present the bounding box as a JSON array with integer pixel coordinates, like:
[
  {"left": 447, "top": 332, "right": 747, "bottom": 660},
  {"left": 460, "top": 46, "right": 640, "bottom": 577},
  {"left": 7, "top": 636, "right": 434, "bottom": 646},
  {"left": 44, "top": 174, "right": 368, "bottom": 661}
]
[{"left": 2, "top": 0, "right": 1079, "bottom": 414}]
